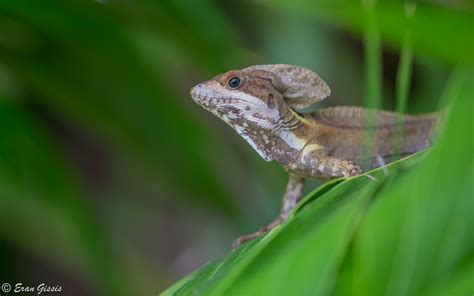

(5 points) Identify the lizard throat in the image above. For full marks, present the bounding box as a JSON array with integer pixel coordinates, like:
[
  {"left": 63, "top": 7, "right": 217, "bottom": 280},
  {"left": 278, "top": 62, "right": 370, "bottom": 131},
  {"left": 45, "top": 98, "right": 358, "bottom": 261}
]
[
  {"left": 232, "top": 116, "right": 309, "bottom": 165},
  {"left": 190, "top": 83, "right": 312, "bottom": 165}
]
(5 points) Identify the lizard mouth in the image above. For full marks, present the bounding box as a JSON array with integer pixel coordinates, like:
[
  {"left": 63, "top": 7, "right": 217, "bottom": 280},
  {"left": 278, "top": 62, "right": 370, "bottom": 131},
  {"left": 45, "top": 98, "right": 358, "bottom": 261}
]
[
  {"left": 190, "top": 83, "right": 268, "bottom": 110},
  {"left": 190, "top": 85, "right": 236, "bottom": 104}
]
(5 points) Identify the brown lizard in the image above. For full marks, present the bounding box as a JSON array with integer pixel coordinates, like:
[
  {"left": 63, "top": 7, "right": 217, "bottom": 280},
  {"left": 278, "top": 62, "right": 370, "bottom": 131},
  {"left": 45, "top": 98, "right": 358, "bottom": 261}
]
[{"left": 190, "top": 64, "right": 438, "bottom": 247}]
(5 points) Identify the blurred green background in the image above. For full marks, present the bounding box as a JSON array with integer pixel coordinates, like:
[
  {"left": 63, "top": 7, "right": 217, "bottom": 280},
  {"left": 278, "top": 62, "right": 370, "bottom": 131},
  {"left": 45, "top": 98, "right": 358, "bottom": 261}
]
[{"left": 0, "top": 0, "right": 472, "bottom": 295}]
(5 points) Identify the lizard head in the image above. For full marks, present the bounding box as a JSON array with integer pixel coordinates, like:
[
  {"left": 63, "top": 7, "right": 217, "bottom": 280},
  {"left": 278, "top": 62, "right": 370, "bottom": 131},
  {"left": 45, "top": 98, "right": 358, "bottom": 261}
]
[
  {"left": 190, "top": 68, "right": 285, "bottom": 130},
  {"left": 190, "top": 64, "right": 330, "bottom": 161}
]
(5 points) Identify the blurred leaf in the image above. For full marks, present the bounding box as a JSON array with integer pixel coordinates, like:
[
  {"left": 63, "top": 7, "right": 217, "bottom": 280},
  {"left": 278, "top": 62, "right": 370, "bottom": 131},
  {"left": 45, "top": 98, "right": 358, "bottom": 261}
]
[
  {"left": 0, "top": 102, "right": 130, "bottom": 295},
  {"left": 259, "top": 0, "right": 474, "bottom": 64},
  {"left": 128, "top": 0, "right": 247, "bottom": 72},
  {"left": 0, "top": 0, "right": 250, "bottom": 214},
  {"left": 161, "top": 68, "right": 473, "bottom": 295}
]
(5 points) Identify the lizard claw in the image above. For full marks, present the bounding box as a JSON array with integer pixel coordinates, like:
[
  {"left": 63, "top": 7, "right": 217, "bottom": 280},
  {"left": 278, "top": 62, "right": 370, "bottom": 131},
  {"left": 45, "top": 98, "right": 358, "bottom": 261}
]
[
  {"left": 231, "top": 217, "right": 284, "bottom": 249},
  {"left": 231, "top": 230, "right": 265, "bottom": 249}
]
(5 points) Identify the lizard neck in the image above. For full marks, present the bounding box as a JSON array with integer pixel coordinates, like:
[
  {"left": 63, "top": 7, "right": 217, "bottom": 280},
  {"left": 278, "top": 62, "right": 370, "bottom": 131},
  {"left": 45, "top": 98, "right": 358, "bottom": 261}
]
[{"left": 264, "top": 109, "right": 317, "bottom": 166}]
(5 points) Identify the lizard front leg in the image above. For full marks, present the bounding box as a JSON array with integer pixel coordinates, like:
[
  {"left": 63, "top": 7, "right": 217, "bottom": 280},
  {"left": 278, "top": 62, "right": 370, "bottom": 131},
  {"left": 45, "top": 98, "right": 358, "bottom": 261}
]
[
  {"left": 316, "top": 155, "right": 362, "bottom": 178},
  {"left": 293, "top": 146, "right": 363, "bottom": 178},
  {"left": 232, "top": 174, "right": 304, "bottom": 248},
  {"left": 232, "top": 152, "right": 361, "bottom": 248}
]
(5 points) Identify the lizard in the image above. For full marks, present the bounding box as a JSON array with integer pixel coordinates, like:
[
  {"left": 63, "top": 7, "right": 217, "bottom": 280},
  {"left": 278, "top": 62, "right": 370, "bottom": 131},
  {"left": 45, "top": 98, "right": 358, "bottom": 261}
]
[{"left": 190, "top": 64, "right": 439, "bottom": 247}]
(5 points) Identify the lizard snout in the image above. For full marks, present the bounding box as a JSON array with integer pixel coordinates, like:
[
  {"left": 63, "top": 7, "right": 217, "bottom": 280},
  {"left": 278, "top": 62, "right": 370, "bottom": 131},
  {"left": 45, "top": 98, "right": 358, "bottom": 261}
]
[
  {"left": 190, "top": 83, "right": 205, "bottom": 102},
  {"left": 190, "top": 83, "right": 201, "bottom": 95}
]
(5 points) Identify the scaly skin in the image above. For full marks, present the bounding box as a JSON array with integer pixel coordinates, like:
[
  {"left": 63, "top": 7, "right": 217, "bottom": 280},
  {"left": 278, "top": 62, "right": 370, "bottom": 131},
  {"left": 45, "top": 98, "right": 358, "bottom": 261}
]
[{"left": 190, "top": 64, "right": 438, "bottom": 247}]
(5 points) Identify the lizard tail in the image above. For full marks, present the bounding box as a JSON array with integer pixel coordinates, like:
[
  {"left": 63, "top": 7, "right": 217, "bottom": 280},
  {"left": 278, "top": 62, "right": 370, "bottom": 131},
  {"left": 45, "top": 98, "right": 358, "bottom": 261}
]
[
  {"left": 369, "top": 110, "right": 441, "bottom": 168},
  {"left": 312, "top": 106, "right": 443, "bottom": 169}
]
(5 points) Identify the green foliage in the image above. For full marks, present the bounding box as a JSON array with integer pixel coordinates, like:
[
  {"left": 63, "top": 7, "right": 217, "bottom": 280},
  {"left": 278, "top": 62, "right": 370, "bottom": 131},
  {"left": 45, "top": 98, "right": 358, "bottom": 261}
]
[
  {"left": 162, "top": 67, "right": 473, "bottom": 295},
  {"left": 0, "top": 104, "right": 129, "bottom": 295},
  {"left": 261, "top": 0, "right": 474, "bottom": 64}
]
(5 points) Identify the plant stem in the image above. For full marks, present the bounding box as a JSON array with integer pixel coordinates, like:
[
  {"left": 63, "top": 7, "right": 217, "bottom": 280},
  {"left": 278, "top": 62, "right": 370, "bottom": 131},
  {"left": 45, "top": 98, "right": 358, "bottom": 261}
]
[
  {"left": 396, "top": 3, "right": 415, "bottom": 114},
  {"left": 362, "top": 0, "right": 381, "bottom": 169},
  {"left": 393, "top": 2, "right": 415, "bottom": 160}
]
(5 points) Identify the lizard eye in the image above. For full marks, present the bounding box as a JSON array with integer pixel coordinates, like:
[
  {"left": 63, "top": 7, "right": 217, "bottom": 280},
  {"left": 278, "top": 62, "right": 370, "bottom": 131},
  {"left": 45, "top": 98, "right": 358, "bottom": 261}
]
[{"left": 227, "top": 77, "right": 241, "bottom": 89}]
